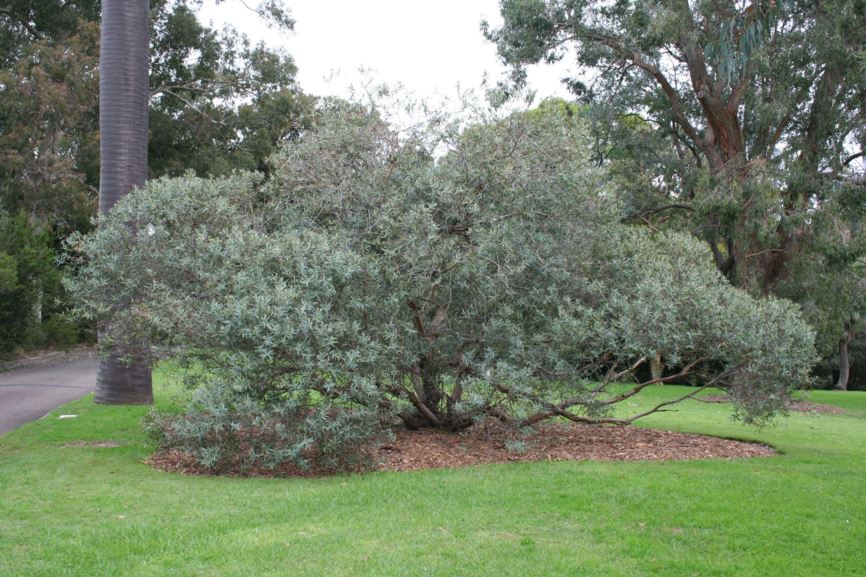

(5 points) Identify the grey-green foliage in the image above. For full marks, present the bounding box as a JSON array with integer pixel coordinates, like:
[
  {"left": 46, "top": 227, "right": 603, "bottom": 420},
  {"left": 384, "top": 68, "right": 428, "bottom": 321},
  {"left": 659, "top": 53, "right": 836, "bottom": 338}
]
[
  {"left": 67, "top": 101, "right": 815, "bottom": 468},
  {"left": 143, "top": 382, "right": 387, "bottom": 473},
  {"left": 594, "top": 229, "right": 815, "bottom": 421}
]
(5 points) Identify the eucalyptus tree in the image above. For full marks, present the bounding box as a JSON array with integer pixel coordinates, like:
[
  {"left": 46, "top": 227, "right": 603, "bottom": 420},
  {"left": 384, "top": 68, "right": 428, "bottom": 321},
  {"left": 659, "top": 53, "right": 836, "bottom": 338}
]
[
  {"left": 775, "top": 178, "right": 866, "bottom": 390},
  {"left": 484, "top": 0, "right": 865, "bottom": 289}
]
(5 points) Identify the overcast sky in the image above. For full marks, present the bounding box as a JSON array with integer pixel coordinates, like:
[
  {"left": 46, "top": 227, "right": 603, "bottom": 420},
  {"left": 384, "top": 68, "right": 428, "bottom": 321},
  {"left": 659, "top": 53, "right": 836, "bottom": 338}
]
[{"left": 201, "top": 0, "right": 574, "bottom": 103}]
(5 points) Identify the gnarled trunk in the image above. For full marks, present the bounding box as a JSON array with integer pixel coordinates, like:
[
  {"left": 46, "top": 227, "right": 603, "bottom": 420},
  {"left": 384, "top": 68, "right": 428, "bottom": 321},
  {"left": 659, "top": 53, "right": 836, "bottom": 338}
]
[
  {"left": 95, "top": 0, "right": 152, "bottom": 404},
  {"left": 399, "top": 357, "right": 474, "bottom": 431}
]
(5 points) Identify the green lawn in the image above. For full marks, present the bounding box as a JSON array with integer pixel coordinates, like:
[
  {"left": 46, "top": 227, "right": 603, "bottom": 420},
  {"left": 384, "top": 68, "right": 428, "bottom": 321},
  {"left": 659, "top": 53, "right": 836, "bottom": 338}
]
[{"left": 1, "top": 369, "right": 865, "bottom": 577}]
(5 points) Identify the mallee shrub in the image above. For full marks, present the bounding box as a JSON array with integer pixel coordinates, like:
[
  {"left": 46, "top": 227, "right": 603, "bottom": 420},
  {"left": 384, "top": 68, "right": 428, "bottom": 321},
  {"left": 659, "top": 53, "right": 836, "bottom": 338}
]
[{"left": 67, "top": 101, "right": 815, "bottom": 471}]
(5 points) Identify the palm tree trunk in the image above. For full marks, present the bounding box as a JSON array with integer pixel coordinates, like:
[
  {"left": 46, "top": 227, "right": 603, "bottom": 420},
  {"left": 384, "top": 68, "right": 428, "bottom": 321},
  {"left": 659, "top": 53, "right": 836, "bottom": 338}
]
[{"left": 96, "top": 0, "right": 152, "bottom": 404}]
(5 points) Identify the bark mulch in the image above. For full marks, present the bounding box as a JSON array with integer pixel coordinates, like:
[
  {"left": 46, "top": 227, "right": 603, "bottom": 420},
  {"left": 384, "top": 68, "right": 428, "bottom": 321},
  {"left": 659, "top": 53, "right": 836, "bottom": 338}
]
[
  {"left": 148, "top": 421, "right": 776, "bottom": 478},
  {"left": 700, "top": 395, "right": 845, "bottom": 415},
  {"left": 378, "top": 422, "right": 774, "bottom": 472}
]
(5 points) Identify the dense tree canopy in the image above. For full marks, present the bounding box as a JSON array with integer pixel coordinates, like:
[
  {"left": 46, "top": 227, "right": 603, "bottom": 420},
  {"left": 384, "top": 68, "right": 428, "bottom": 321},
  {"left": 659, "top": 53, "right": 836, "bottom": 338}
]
[{"left": 0, "top": 0, "right": 312, "bottom": 236}]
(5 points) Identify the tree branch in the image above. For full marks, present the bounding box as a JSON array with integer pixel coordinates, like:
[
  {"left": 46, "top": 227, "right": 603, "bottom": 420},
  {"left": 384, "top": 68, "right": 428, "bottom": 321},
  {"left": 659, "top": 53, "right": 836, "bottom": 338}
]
[
  {"left": 726, "top": 78, "right": 748, "bottom": 113},
  {"left": 620, "top": 366, "right": 739, "bottom": 424},
  {"left": 602, "top": 357, "right": 707, "bottom": 406},
  {"left": 156, "top": 89, "right": 229, "bottom": 127},
  {"left": 0, "top": 9, "right": 43, "bottom": 40},
  {"left": 842, "top": 150, "right": 864, "bottom": 168},
  {"left": 408, "top": 367, "right": 440, "bottom": 426},
  {"left": 623, "top": 203, "right": 694, "bottom": 222},
  {"left": 603, "top": 356, "right": 647, "bottom": 384},
  {"left": 577, "top": 29, "right": 701, "bottom": 146}
]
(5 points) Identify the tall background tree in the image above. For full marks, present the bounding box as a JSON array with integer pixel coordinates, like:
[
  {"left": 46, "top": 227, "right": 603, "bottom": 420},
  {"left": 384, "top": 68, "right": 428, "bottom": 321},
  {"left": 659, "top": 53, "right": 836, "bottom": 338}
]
[
  {"left": 485, "top": 0, "right": 866, "bottom": 387},
  {"left": 95, "top": 0, "right": 152, "bottom": 403}
]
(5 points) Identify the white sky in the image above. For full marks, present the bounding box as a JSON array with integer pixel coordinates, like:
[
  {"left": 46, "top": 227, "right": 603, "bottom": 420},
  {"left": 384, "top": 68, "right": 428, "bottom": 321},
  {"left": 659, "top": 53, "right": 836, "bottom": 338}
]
[{"left": 200, "top": 0, "right": 575, "bottom": 103}]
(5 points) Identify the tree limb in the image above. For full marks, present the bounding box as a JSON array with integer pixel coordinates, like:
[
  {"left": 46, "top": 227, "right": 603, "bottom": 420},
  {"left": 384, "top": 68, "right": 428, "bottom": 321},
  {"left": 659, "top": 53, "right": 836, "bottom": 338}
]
[
  {"left": 576, "top": 28, "right": 701, "bottom": 146},
  {"left": 619, "top": 366, "right": 739, "bottom": 424},
  {"left": 623, "top": 203, "right": 694, "bottom": 222},
  {"left": 842, "top": 150, "right": 864, "bottom": 168},
  {"left": 157, "top": 89, "right": 229, "bottom": 127},
  {"left": 602, "top": 357, "right": 707, "bottom": 406},
  {"left": 0, "top": 9, "right": 43, "bottom": 40}
]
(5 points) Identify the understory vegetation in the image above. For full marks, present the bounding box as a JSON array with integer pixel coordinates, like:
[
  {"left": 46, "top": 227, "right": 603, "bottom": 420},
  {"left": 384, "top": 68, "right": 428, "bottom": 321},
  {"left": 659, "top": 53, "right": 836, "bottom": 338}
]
[
  {"left": 67, "top": 103, "right": 815, "bottom": 472},
  {"left": 0, "top": 211, "right": 83, "bottom": 357}
]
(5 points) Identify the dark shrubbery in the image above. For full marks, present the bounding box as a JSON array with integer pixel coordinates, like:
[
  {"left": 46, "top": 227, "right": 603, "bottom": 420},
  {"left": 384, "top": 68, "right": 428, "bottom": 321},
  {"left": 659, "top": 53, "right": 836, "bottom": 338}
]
[{"left": 0, "top": 212, "right": 79, "bottom": 357}]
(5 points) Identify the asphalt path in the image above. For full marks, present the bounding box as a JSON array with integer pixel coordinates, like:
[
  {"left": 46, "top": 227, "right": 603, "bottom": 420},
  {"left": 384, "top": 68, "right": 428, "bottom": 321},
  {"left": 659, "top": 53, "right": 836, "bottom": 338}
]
[{"left": 0, "top": 358, "right": 97, "bottom": 435}]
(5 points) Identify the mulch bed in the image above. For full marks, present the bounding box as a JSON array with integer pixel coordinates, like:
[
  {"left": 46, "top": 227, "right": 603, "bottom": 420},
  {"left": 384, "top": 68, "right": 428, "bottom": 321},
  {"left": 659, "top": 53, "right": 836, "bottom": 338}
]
[
  {"left": 147, "top": 421, "right": 776, "bottom": 478},
  {"left": 700, "top": 395, "right": 845, "bottom": 415}
]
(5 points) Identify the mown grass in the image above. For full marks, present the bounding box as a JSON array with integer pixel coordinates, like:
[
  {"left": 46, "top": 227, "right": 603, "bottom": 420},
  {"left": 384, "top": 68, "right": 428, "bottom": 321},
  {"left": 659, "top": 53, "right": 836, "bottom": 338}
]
[{"left": 1, "top": 367, "right": 864, "bottom": 577}]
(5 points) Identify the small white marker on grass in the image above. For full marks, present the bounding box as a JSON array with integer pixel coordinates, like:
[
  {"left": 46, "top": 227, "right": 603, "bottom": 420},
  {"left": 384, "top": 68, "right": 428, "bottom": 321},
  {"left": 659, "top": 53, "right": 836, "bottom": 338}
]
[{"left": 58, "top": 414, "right": 78, "bottom": 419}]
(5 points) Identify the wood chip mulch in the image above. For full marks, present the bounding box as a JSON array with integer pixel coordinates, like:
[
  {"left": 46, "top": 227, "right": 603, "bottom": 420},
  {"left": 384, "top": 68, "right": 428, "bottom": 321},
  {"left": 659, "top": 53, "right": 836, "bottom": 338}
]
[
  {"left": 378, "top": 422, "right": 775, "bottom": 472},
  {"left": 700, "top": 395, "right": 845, "bottom": 415},
  {"left": 147, "top": 421, "right": 776, "bottom": 478}
]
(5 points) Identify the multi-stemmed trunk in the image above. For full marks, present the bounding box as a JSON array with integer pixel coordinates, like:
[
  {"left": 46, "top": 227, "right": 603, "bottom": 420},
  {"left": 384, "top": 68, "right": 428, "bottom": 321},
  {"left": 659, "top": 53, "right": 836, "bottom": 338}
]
[{"left": 95, "top": 0, "right": 152, "bottom": 404}]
